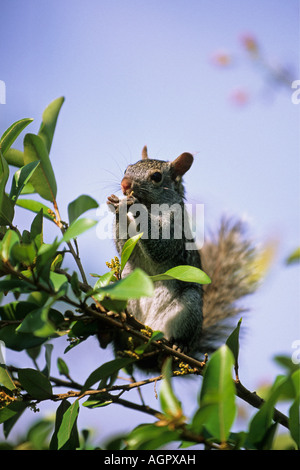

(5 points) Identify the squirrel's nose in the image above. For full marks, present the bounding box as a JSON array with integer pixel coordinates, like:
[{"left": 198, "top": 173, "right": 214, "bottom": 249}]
[{"left": 121, "top": 176, "right": 132, "bottom": 195}]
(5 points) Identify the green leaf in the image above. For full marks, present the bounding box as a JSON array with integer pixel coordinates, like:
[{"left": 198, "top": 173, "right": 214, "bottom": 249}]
[
  {"left": 272, "top": 430, "right": 298, "bottom": 450},
  {"left": 134, "top": 330, "right": 165, "bottom": 355},
  {"left": 0, "top": 364, "right": 16, "bottom": 391},
  {"left": 248, "top": 374, "right": 291, "bottom": 447},
  {"left": 260, "top": 422, "right": 278, "bottom": 450},
  {"left": 289, "top": 395, "right": 300, "bottom": 449},
  {"left": 286, "top": 247, "right": 300, "bottom": 265},
  {"left": 149, "top": 330, "right": 165, "bottom": 342},
  {"left": 20, "top": 181, "right": 36, "bottom": 195},
  {"left": 291, "top": 369, "right": 300, "bottom": 398},
  {"left": 227, "top": 431, "right": 248, "bottom": 450},
  {"left": 150, "top": 265, "right": 211, "bottom": 284},
  {"left": 35, "top": 241, "right": 60, "bottom": 282},
  {"left": 126, "top": 423, "right": 179, "bottom": 450},
  {"left": 15, "top": 305, "right": 58, "bottom": 338},
  {"left": 30, "top": 209, "right": 43, "bottom": 249},
  {"left": 91, "top": 268, "right": 154, "bottom": 300},
  {"left": 66, "top": 320, "right": 98, "bottom": 350},
  {"left": 56, "top": 400, "right": 80, "bottom": 450},
  {"left": 0, "top": 324, "right": 48, "bottom": 351},
  {"left": 50, "top": 253, "right": 63, "bottom": 271},
  {"left": 82, "top": 358, "right": 134, "bottom": 392},
  {"left": 226, "top": 318, "right": 242, "bottom": 377},
  {"left": 9, "top": 161, "right": 40, "bottom": 203},
  {"left": 57, "top": 357, "right": 69, "bottom": 377},
  {"left": 289, "top": 369, "right": 300, "bottom": 448},
  {"left": 50, "top": 399, "right": 79, "bottom": 450},
  {"left": 68, "top": 194, "right": 99, "bottom": 224},
  {"left": 25, "top": 417, "right": 54, "bottom": 450},
  {"left": 26, "top": 345, "right": 42, "bottom": 362},
  {"left": 26, "top": 290, "right": 49, "bottom": 307},
  {"left": 120, "top": 233, "right": 143, "bottom": 272},
  {"left": 18, "top": 368, "right": 53, "bottom": 400},
  {"left": 0, "top": 194, "right": 14, "bottom": 226},
  {"left": 70, "top": 271, "right": 81, "bottom": 298},
  {"left": 11, "top": 241, "right": 36, "bottom": 266},
  {"left": 91, "top": 270, "right": 117, "bottom": 301},
  {"left": 199, "top": 344, "right": 236, "bottom": 442},
  {"left": 0, "top": 197, "right": 14, "bottom": 226},
  {"left": 274, "top": 355, "right": 300, "bottom": 374},
  {"left": 0, "top": 279, "right": 35, "bottom": 294},
  {"left": 160, "top": 358, "right": 182, "bottom": 418},
  {"left": 0, "top": 150, "right": 15, "bottom": 225},
  {"left": 0, "top": 302, "right": 46, "bottom": 323},
  {"left": 191, "top": 402, "right": 217, "bottom": 434},
  {"left": 0, "top": 118, "right": 33, "bottom": 156},
  {"left": 60, "top": 217, "right": 97, "bottom": 244},
  {"left": 3, "top": 148, "right": 24, "bottom": 167},
  {"left": 0, "top": 400, "right": 27, "bottom": 425},
  {"left": 15, "top": 198, "right": 55, "bottom": 221},
  {"left": 82, "top": 395, "right": 113, "bottom": 409},
  {"left": 38, "top": 97, "right": 65, "bottom": 153},
  {"left": 100, "top": 297, "right": 127, "bottom": 314},
  {"left": 49, "top": 271, "right": 68, "bottom": 295},
  {"left": 23, "top": 133, "right": 57, "bottom": 202},
  {"left": 22, "top": 229, "right": 31, "bottom": 244},
  {"left": 37, "top": 240, "right": 59, "bottom": 261},
  {"left": 0, "top": 149, "right": 9, "bottom": 188},
  {"left": 93, "top": 271, "right": 116, "bottom": 286},
  {"left": 0, "top": 229, "right": 20, "bottom": 262},
  {"left": 3, "top": 402, "right": 29, "bottom": 440},
  {"left": 42, "top": 343, "right": 53, "bottom": 377}
]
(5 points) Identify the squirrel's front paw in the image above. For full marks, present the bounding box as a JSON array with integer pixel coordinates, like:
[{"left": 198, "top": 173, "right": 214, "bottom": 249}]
[
  {"left": 126, "top": 193, "right": 137, "bottom": 207},
  {"left": 107, "top": 194, "right": 120, "bottom": 212},
  {"left": 170, "top": 337, "right": 189, "bottom": 355},
  {"left": 107, "top": 193, "right": 137, "bottom": 214}
]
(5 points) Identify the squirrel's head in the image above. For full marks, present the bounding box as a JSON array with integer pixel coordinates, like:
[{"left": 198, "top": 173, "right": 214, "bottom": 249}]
[{"left": 121, "top": 146, "right": 194, "bottom": 205}]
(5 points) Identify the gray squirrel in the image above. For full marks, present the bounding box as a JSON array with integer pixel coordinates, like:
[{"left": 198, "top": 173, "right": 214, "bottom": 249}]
[{"left": 105, "top": 146, "right": 258, "bottom": 365}]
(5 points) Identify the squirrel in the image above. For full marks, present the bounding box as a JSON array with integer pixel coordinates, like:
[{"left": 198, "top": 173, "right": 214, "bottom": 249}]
[{"left": 104, "top": 146, "right": 258, "bottom": 369}]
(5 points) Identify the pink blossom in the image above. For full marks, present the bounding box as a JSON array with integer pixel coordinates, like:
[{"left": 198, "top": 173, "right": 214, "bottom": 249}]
[
  {"left": 230, "top": 88, "right": 250, "bottom": 106},
  {"left": 240, "top": 34, "right": 259, "bottom": 53},
  {"left": 211, "top": 51, "right": 232, "bottom": 67}
]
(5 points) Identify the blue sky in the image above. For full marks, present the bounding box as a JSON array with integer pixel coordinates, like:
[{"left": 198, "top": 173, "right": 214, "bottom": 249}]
[{"left": 1, "top": 0, "right": 299, "bottom": 445}]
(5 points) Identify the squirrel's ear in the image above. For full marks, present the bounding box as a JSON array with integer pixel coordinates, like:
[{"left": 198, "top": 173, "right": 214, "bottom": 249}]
[
  {"left": 141, "top": 145, "right": 148, "bottom": 160},
  {"left": 171, "top": 152, "right": 193, "bottom": 177}
]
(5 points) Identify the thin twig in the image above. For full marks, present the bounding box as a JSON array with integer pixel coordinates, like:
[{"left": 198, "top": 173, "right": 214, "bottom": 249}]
[{"left": 235, "top": 380, "right": 289, "bottom": 429}]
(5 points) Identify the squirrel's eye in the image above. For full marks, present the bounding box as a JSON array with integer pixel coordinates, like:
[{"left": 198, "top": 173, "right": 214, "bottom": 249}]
[{"left": 150, "top": 172, "right": 162, "bottom": 183}]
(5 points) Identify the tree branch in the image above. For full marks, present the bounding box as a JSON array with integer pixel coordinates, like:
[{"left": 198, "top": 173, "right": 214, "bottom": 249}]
[{"left": 235, "top": 380, "right": 289, "bottom": 429}]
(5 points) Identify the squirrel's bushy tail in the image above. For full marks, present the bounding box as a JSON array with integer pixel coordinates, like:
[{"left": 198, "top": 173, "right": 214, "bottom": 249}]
[{"left": 199, "top": 218, "right": 261, "bottom": 353}]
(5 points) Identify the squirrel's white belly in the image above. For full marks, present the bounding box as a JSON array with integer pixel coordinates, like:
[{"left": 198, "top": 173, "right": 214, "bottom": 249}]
[{"left": 127, "top": 282, "right": 184, "bottom": 340}]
